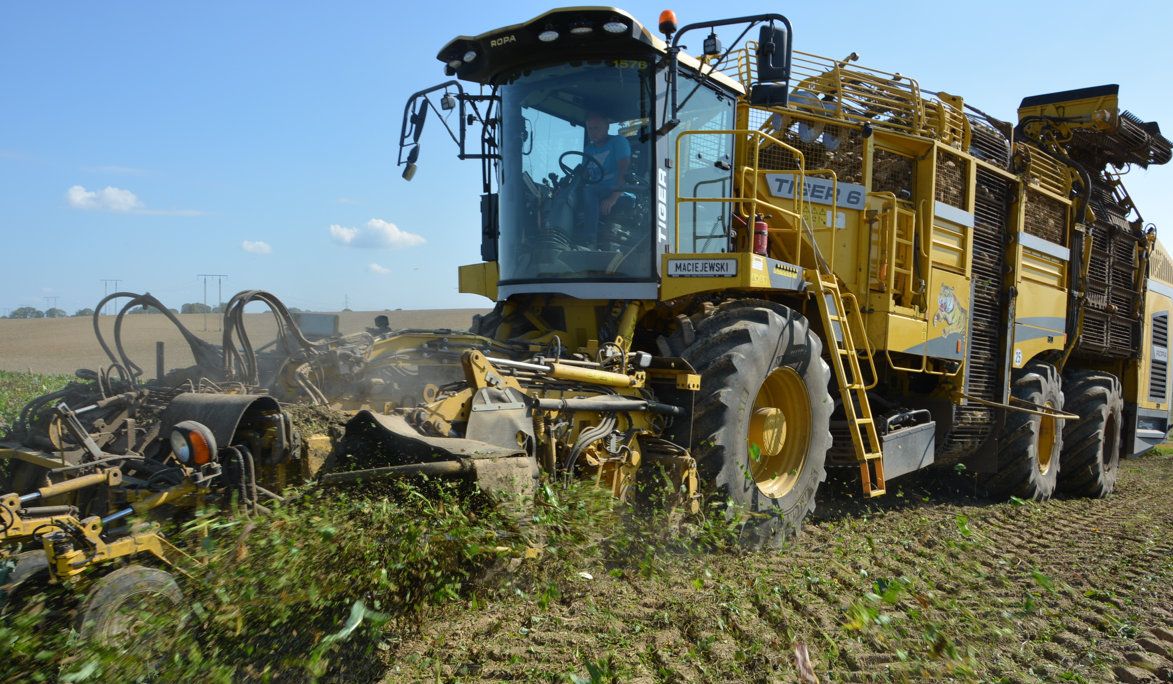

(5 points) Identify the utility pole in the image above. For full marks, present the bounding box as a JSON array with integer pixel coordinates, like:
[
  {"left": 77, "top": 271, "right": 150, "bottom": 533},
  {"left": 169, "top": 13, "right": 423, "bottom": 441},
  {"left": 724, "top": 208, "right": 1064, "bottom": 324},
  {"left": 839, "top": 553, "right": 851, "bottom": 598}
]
[
  {"left": 43, "top": 296, "right": 58, "bottom": 316},
  {"left": 197, "top": 274, "right": 228, "bottom": 331},
  {"left": 100, "top": 279, "right": 121, "bottom": 316}
]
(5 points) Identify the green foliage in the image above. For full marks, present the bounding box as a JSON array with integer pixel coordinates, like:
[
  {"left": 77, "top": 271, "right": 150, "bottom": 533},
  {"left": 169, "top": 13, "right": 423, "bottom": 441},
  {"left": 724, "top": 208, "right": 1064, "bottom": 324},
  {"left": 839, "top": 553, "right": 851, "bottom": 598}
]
[
  {"left": 0, "top": 479, "right": 532, "bottom": 681},
  {"left": 8, "top": 306, "right": 43, "bottom": 319},
  {"left": 0, "top": 370, "right": 73, "bottom": 439}
]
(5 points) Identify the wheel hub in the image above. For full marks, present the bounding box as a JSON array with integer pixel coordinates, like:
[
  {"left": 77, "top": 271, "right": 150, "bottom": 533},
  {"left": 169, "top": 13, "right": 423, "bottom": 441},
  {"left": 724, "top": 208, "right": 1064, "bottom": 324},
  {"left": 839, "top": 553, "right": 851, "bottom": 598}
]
[
  {"left": 1037, "top": 402, "right": 1057, "bottom": 475},
  {"left": 748, "top": 366, "right": 811, "bottom": 498}
]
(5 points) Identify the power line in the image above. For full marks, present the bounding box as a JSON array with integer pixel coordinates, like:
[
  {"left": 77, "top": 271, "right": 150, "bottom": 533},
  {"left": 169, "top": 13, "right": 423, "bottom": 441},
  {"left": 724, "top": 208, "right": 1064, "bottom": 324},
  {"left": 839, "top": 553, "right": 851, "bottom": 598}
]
[
  {"left": 197, "top": 274, "right": 228, "bottom": 331},
  {"left": 99, "top": 279, "right": 121, "bottom": 316}
]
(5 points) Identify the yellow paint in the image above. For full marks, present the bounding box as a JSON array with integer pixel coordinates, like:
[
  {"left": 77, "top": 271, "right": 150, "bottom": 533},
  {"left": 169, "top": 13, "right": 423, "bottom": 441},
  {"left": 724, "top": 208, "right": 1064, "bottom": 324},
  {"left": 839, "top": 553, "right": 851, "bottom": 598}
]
[
  {"left": 1013, "top": 336, "right": 1064, "bottom": 369},
  {"left": 1139, "top": 288, "right": 1173, "bottom": 410},
  {"left": 458, "top": 261, "right": 498, "bottom": 301}
]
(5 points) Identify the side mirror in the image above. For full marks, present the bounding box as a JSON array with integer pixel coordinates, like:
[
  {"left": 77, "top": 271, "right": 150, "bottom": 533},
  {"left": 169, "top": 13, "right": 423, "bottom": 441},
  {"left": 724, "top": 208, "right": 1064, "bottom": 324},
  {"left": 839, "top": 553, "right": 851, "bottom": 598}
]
[{"left": 756, "top": 24, "right": 791, "bottom": 83}]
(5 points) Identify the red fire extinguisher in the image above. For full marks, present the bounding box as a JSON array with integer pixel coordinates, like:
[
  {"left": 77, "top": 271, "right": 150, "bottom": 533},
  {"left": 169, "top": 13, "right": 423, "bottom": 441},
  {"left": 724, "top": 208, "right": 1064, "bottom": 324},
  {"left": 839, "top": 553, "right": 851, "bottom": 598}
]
[{"left": 753, "top": 214, "right": 770, "bottom": 256}]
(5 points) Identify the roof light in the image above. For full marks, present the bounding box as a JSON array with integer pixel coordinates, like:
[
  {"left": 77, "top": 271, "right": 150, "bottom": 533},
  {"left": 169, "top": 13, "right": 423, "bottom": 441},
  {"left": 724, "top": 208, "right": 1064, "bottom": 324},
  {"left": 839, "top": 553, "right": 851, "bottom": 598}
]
[
  {"left": 538, "top": 24, "right": 559, "bottom": 42},
  {"left": 603, "top": 19, "right": 627, "bottom": 33},
  {"left": 569, "top": 21, "right": 593, "bottom": 35},
  {"left": 658, "top": 9, "right": 677, "bottom": 37},
  {"left": 463, "top": 50, "right": 478, "bottom": 63},
  {"left": 447, "top": 59, "right": 463, "bottom": 70},
  {"left": 703, "top": 32, "right": 722, "bottom": 56}
]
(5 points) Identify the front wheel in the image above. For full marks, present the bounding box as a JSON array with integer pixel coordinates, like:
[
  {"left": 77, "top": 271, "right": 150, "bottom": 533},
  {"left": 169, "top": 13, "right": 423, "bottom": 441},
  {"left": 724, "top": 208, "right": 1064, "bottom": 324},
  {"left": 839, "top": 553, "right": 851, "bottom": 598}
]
[
  {"left": 1059, "top": 370, "right": 1123, "bottom": 497},
  {"left": 76, "top": 565, "right": 182, "bottom": 646},
  {"left": 682, "top": 301, "right": 832, "bottom": 549},
  {"left": 980, "top": 362, "right": 1063, "bottom": 500}
]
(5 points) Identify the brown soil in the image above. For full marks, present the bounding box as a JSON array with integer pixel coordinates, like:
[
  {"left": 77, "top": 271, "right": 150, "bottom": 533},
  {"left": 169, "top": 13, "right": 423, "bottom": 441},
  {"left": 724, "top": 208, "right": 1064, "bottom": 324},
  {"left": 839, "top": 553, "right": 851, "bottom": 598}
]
[
  {"left": 383, "top": 455, "right": 1173, "bottom": 683},
  {"left": 5, "top": 311, "right": 1170, "bottom": 682},
  {"left": 0, "top": 309, "right": 486, "bottom": 376}
]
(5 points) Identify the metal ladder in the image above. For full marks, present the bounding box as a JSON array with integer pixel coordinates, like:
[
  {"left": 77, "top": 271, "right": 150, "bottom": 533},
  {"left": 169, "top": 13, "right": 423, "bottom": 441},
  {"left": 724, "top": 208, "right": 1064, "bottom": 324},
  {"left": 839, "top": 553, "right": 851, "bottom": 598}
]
[{"left": 809, "top": 269, "right": 886, "bottom": 496}]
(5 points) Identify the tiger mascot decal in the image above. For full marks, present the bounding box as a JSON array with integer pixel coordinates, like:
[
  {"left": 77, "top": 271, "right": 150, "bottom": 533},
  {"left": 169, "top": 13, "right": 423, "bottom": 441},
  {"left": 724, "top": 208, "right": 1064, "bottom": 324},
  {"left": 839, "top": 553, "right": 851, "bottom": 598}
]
[{"left": 932, "top": 283, "right": 968, "bottom": 336}]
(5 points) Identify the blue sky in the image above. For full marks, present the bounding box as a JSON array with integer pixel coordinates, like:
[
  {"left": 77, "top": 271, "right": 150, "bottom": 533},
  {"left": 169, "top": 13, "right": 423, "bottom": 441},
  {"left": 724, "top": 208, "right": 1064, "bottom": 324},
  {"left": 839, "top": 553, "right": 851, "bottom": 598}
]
[{"left": 3, "top": 1, "right": 1171, "bottom": 314}]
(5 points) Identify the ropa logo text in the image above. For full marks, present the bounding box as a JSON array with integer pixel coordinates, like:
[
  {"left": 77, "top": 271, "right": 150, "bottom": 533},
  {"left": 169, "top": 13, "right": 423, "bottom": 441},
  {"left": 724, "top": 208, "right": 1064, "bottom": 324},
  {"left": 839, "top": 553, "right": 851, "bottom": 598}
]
[{"left": 490, "top": 35, "right": 516, "bottom": 47}]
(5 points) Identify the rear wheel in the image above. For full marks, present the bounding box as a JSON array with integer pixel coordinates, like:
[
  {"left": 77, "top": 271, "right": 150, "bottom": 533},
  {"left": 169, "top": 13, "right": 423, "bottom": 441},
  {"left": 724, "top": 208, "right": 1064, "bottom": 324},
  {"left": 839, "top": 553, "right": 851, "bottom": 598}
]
[
  {"left": 682, "top": 301, "right": 832, "bottom": 548},
  {"left": 1059, "top": 370, "right": 1123, "bottom": 497},
  {"left": 981, "top": 361, "right": 1063, "bottom": 500}
]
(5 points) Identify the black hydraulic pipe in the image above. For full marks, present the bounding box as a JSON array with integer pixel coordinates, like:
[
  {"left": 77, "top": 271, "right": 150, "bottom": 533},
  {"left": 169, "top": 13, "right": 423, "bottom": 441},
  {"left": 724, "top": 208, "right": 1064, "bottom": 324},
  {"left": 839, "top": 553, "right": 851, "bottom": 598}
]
[{"left": 317, "top": 460, "right": 468, "bottom": 486}]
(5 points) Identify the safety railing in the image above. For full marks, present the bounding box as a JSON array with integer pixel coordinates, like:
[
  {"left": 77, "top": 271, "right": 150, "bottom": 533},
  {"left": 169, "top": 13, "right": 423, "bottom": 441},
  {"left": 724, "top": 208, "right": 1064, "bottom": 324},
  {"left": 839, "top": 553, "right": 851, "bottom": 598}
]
[
  {"left": 716, "top": 45, "right": 973, "bottom": 148},
  {"left": 674, "top": 127, "right": 850, "bottom": 275},
  {"left": 868, "top": 192, "right": 919, "bottom": 306}
]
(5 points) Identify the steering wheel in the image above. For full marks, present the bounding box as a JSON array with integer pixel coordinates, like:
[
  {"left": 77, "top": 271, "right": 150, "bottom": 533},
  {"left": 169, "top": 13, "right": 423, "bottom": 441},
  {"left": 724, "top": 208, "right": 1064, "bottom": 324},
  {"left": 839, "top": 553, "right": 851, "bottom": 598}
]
[{"left": 558, "top": 151, "right": 604, "bottom": 184}]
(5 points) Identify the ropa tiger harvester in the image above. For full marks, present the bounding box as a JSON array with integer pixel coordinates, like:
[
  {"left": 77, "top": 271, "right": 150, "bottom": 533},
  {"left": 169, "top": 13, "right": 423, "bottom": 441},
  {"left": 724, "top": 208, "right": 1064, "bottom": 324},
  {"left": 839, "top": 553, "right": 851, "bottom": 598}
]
[
  {"left": 394, "top": 6, "right": 1173, "bottom": 519},
  {"left": 3, "top": 5, "right": 1172, "bottom": 640}
]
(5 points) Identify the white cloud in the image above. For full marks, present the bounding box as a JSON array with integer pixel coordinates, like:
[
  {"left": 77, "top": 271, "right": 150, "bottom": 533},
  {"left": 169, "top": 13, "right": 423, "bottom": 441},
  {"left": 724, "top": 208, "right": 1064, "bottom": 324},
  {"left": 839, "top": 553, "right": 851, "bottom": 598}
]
[
  {"left": 330, "top": 224, "right": 359, "bottom": 243},
  {"left": 329, "top": 218, "right": 425, "bottom": 249},
  {"left": 336, "top": 197, "right": 359, "bottom": 205},
  {"left": 66, "top": 185, "right": 142, "bottom": 212},
  {"left": 368, "top": 263, "right": 390, "bottom": 275},
  {"left": 64, "top": 184, "right": 205, "bottom": 215},
  {"left": 242, "top": 240, "right": 272, "bottom": 254}
]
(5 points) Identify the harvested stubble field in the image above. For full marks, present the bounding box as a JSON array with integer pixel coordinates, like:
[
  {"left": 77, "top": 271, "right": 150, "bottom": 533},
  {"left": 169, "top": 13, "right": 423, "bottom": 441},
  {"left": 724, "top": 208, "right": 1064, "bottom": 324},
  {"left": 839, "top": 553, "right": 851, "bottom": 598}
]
[
  {"left": 0, "top": 309, "right": 486, "bottom": 376},
  {"left": 1, "top": 314, "right": 1171, "bottom": 683}
]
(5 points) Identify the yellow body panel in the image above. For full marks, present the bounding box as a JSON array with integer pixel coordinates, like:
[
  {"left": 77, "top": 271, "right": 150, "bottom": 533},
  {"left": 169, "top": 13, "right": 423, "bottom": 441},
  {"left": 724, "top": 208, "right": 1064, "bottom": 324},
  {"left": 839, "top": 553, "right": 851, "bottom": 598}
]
[
  {"left": 1139, "top": 286, "right": 1173, "bottom": 411},
  {"left": 459, "top": 261, "right": 498, "bottom": 301},
  {"left": 925, "top": 269, "right": 971, "bottom": 361},
  {"left": 659, "top": 252, "right": 804, "bottom": 301},
  {"left": 1010, "top": 242, "right": 1067, "bottom": 367}
]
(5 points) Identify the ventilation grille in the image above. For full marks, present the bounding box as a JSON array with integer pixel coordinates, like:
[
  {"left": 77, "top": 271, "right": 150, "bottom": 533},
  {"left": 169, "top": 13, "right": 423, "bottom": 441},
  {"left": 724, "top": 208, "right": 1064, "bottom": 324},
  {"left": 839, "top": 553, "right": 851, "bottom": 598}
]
[
  {"left": 966, "top": 115, "right": 1011, "bottom": 168},
  {"left": 968, "top": 168, "right": 1010, "bottom": 403},
  {"left": 1150, "top": 312, "right": 1168, "bottom": 403},
  {"left": 1077, "top": 182, "right": 1142, "bottom": 359}
]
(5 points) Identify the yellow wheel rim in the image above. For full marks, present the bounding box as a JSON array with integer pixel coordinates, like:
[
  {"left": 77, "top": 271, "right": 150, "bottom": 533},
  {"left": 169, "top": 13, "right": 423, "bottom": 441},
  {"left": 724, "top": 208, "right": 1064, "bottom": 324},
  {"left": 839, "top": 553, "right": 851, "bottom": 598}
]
[
  {"left": 747, "top": 366, "right": 811, "bottom": 498},
  {"left": 1037, "top": 402, "right": 1057, "bottom": 476}
]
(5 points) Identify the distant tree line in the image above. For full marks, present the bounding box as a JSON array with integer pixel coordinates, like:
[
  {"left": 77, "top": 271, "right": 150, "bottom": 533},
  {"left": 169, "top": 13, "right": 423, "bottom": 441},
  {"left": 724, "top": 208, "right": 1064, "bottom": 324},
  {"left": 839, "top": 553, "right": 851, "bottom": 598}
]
[{"left": 4, "top": 302, "right": 306, "bottom": 319}]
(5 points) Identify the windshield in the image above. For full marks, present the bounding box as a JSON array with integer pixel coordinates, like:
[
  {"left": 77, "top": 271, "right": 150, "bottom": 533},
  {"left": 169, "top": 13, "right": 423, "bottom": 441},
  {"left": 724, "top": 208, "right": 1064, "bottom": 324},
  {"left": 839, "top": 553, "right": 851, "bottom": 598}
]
[{"left": 498, "top": 60, "right": 655, "bottom": 284}]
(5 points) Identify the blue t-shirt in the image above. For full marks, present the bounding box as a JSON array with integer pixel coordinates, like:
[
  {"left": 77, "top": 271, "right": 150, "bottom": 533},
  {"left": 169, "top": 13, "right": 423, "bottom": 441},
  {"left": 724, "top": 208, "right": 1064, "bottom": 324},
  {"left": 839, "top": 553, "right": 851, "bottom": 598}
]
[{"left": 583, "top": 134, "right": 631, "bottom": 187}]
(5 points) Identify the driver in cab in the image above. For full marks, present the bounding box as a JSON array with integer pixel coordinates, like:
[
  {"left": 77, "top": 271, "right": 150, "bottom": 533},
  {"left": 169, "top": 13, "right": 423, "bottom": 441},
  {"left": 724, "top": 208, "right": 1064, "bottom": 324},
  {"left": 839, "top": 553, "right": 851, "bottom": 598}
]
[{"left": 579, "top": 112, "right": 631, "bottom": 246}]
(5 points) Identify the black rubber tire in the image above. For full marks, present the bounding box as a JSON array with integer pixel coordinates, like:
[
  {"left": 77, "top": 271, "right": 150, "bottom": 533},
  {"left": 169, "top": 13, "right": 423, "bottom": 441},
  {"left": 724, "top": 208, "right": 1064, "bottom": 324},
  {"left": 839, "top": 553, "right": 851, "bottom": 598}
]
[
  {"left": 1058, "top": 370, "right": 1123, "bottom": 497},
  {"left": 682, "top": 300, "right": 832, "bottom": 548},
  {"left": 76, "top": 565, "right": 182, "bottom": 645},
  {"left": 0, "top": 551, "right": 50, "bottom": 617},
  {"left": 980, "top": 362, "right": 1063, "bottom": 500}
]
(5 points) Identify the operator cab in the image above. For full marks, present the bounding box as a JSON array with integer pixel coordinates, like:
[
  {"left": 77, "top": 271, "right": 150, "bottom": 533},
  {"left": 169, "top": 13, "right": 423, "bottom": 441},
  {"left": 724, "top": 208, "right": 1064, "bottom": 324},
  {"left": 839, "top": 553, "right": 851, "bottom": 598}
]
[
  {"left": 400, "top": 8, "right": 788, "bottom": 301},
  {"left": 499, "top": 60, "right": 654, "bottom": 286}
]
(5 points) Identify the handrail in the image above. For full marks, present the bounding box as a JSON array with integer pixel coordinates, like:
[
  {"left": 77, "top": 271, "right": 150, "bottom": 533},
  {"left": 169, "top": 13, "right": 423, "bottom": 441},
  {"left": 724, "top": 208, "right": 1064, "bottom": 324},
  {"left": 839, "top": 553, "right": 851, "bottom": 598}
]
[
  {"left": 674, "top": 128, "right": 808, "bottom": 255},
  {"left": 840, "top": 290, "right": 878, "bottom": 390}
]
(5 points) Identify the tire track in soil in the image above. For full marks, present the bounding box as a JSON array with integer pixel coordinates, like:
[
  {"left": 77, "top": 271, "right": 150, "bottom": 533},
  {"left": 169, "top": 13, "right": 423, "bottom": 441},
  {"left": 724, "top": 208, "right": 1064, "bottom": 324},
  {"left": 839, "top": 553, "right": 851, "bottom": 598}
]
[{"left": 382, "top": 453, "right": 1173, "bottom": 682}]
